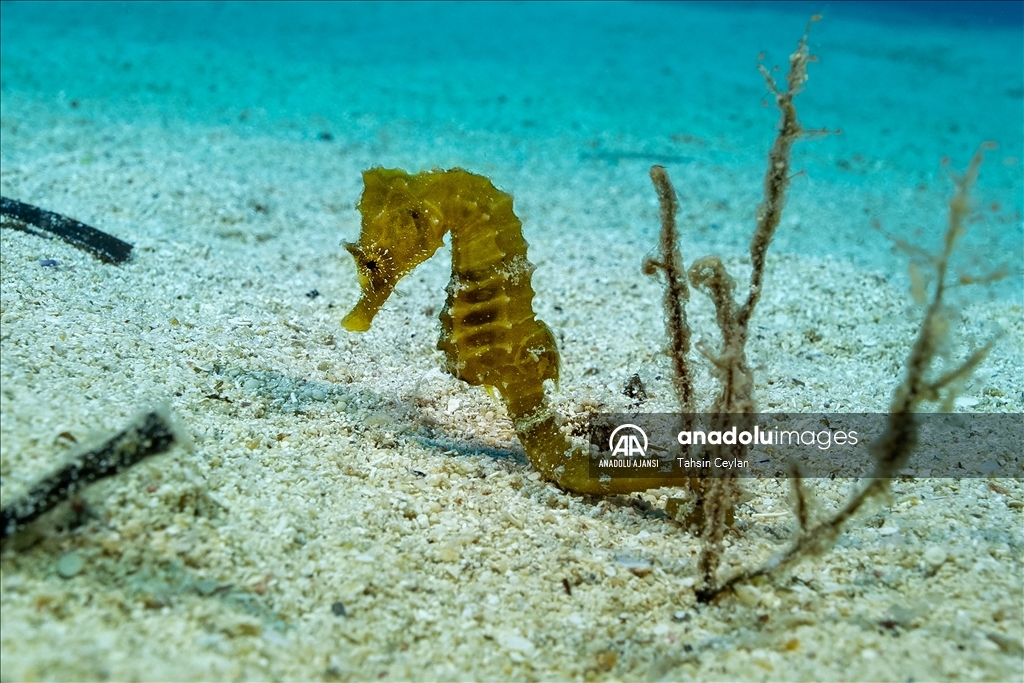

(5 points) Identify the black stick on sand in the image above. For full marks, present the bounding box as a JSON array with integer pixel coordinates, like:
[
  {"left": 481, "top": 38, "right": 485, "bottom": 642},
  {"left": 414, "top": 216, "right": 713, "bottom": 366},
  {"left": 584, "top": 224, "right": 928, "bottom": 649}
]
[
  {"left": 1, "top": 196, "right": 133, "bottom": 264},
  {"left": 1, "top": 407, "right": 183, "bottom": 540}
]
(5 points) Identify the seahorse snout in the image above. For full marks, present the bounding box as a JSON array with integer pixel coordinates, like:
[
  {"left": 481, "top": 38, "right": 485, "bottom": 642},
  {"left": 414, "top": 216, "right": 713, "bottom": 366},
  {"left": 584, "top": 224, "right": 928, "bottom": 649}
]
[{"left": 342, "top": 241, "right": 400, "bottom": 331}]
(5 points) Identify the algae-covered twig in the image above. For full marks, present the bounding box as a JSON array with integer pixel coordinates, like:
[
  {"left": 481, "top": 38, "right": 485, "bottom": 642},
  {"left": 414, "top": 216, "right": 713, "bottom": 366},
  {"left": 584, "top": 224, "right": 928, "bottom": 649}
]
[
  {"left": 704, "top": 145, "right": 1001, "bottom": 601},
  {"left": 646, "top": 165, "right": 694, "bottom": 415},
  {"left": 699, "top": 15, "right": 818, "bottom": 416},
  {"left": 648, "top": 17, "right": 819, "bottom": 601},
  {"left": 0, "top": 196, "right": 133, "bottom": 264},
  {"left": 1, "top": 406, "right": 184, "bottom": 539}
]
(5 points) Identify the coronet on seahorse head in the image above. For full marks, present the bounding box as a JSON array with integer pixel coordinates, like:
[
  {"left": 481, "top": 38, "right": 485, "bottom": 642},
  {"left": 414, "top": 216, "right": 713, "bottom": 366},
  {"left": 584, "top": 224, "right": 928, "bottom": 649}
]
[{"left": 342, "top": 167, "right": 448, "bottom": 331}]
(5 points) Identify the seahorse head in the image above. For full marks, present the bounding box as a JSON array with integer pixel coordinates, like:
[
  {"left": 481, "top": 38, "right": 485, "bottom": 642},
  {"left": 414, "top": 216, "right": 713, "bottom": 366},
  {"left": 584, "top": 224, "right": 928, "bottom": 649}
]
[{"left": 342, "top": 167, "right": 447, "bottom": 331}]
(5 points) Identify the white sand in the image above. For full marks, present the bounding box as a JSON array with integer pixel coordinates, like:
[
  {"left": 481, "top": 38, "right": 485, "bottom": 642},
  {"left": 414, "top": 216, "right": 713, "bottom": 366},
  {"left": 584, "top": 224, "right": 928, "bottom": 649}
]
[{"left": 2, "top": 3, "right": 1022, "bottom": 681}]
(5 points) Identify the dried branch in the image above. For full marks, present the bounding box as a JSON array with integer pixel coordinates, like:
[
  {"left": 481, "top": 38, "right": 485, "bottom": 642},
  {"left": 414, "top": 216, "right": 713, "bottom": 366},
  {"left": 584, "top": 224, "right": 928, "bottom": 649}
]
[
  {"left": 790, "top": 462, "right": 809, "bottom": 534},
  {"left": 1, "top": 196, "right": 133, "bottom": 264},
  {"left": 2, "top": 406, "right": 185, "bottom": 540}
]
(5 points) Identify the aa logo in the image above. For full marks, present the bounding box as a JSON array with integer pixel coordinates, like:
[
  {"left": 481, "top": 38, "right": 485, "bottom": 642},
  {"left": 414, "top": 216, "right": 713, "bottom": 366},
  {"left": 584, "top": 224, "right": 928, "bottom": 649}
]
[{"left": 608, "top": 424, "right": 648, "bottom": 458}]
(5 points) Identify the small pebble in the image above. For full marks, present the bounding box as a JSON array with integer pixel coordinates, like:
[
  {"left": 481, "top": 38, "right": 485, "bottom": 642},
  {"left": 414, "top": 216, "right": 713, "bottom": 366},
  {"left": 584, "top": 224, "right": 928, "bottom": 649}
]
[
  {"left": 734, "top": 583, "right": 761, "bottom": 607},
  {"left": 614, "top": 556, "right": 653, "bottom": 577},
  {"left": 596, "top": 650, "right": 618, "bottom": 671},
  {"left": 195, "top": 579, "right": 219, "bottom": 596},
  {"left": 56, "top": 552, "right": 84, "bottom": 578},
  {"left": 497, "top": 633, "right": 535, "bottom": 656},
  {"left": 923, "top": 546, "right": 948, "bottom": 568},
  {"left": 331, "top": 600, "right": 347, "bottom": 617},
  {"left": 878, "top": 522, "right": 900, "bottom": 536}
]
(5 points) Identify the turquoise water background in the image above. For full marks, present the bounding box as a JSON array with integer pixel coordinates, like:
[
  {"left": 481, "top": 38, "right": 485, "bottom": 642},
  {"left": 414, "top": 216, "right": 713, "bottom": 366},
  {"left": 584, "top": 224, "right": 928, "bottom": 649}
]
[{"left": 2, "top": 1, "right": 1022, "bottom": 299}]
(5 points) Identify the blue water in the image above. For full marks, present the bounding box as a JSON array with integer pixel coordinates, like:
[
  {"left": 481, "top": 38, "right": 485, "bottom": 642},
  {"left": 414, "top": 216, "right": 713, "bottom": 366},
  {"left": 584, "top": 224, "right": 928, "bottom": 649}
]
[
  {"left": 3, "top": 2, "right": 1020, "bottom": 158},
  {"left": 2, "top": 1, "right": 1022, "bottom": 297}
]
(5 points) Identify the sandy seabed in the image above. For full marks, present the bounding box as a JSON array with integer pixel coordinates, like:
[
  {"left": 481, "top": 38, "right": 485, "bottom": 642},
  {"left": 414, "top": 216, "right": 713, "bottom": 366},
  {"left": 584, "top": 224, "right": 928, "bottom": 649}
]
[{"left": 2, "top": 2, "right": 1022, "bottom": 681}]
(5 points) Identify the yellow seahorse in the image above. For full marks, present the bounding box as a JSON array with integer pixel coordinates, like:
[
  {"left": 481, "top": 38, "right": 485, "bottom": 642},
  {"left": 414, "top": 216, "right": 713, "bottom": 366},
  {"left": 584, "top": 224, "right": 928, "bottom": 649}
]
[{"left": 343, "top": 167, "right": 672, "bottom": 494}]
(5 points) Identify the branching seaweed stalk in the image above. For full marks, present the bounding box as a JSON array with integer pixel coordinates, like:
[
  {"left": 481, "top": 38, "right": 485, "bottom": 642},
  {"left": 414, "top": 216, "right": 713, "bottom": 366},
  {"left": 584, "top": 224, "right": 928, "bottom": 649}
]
[
  {"left": 705, "top": 144, "right": 1000, "bottom": 601},
  {"left": 650, "top": 17, "right": 819, "bottom": 601},
  {"left": 646, "top": 166, "right": 694, "bottom": 415}
]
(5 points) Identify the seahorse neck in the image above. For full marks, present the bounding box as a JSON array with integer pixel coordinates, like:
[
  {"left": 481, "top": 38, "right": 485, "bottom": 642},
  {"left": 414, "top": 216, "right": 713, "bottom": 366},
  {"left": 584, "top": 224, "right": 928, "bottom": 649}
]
[{"left": 433, "top": 171, "right": 525, "bottom": 272}]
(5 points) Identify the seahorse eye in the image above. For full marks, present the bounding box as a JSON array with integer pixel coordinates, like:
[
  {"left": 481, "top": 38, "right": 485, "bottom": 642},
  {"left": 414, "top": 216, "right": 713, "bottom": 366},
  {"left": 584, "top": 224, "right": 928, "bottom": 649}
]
[{"left": 364, "top": 259, "right": 378, "bottom": 272}]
